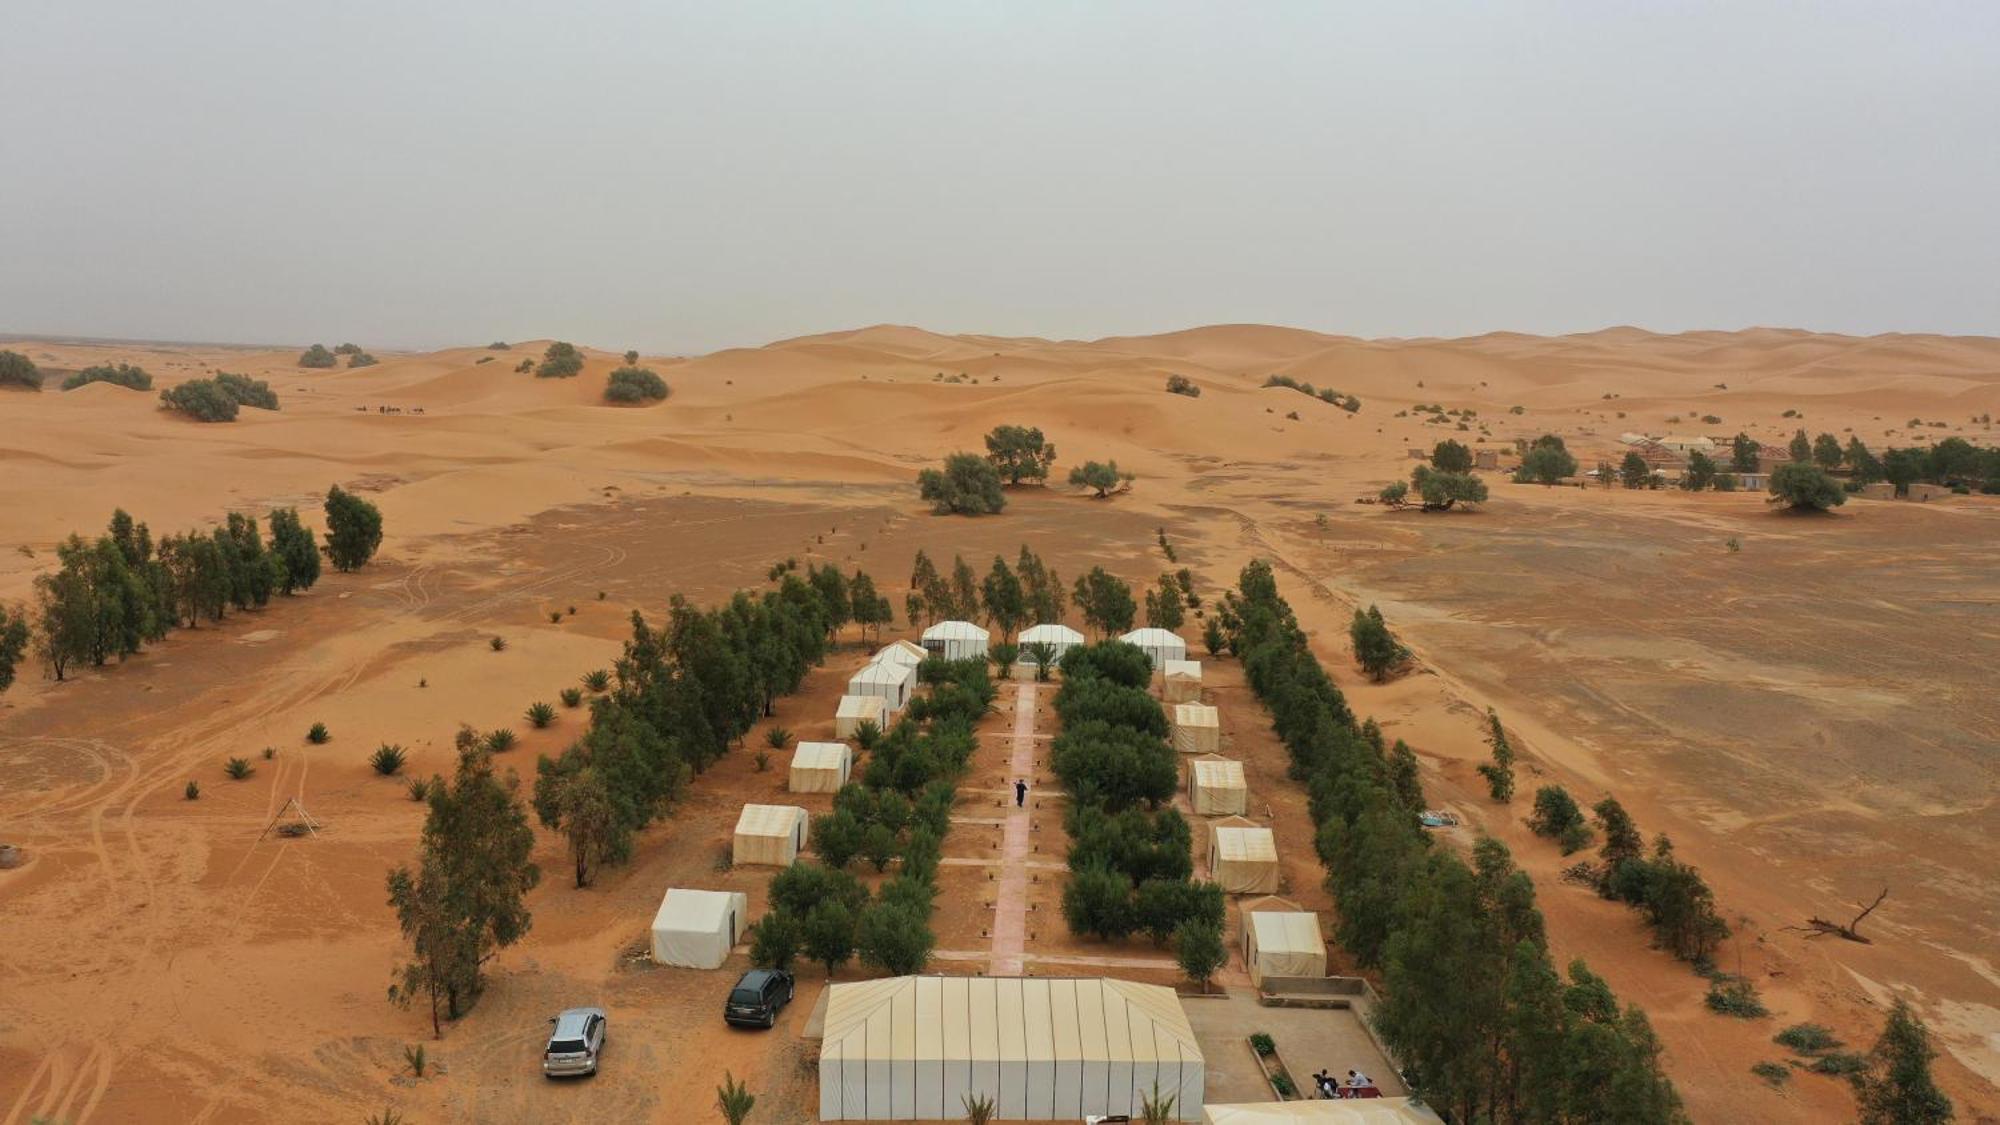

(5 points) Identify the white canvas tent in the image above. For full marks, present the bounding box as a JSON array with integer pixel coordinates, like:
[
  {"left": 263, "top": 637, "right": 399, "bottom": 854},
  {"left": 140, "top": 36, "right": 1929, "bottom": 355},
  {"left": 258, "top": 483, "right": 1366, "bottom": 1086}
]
[
  {"left": 1202, "top": 1100, "right": 1443, "bottom": 1124},
  {"left": 1119, "top": 627, "right": 1189, "bottom": 669},
  {"left": 871, "top": 639, "right": 927, "bottom": 670},
  {"left": 790, "top": 741, "right": 853, "bottom": 794},
  {"left": 818, "top": 975, "right": 1205, "bottom": 1122},
  {"left": 1243, "top": 906, "right": 1327, "bottom": 986},
  {"left": 836, "top": 693, "right": 888, "bottom": 738},
  {"left": 920, "top": 620, "right": 990, "bottom": 662},
  {"left": 1016, "top": 623, "right": 1085, "bottom": 668},
  {"left": 732, "top": 804, "right": 810, "bottom": 867},
  {"left": 1163, "top": 659, "right": 1203, "bottom": 703},
  {"left": 650, "top": 888, "right": 748, "bottom": 969},
  {"left": 1172, "top": 702, "right": 1221, "bottom": 754},
  {"left": 848, "top": 660, "right": 916, "bottom": 713},
  {"left": 1189, "top": 756, "right": 1247, "bottom": 817},
  {"left": 1207, "top": 818, "right": 1280, "bottom": 894}
]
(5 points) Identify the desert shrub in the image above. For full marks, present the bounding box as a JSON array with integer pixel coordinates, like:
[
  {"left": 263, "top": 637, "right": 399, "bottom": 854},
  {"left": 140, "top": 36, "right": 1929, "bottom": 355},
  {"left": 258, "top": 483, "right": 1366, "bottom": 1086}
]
[
  {"left": 1704, "top": 973, "right": 1768, "bottom": 1018},
  {"left": 1775, "top": 1023, "right": 1842, "bottom": 1054},
  {"left": 605, "top": 366, "right": 669, "bottom": 403},
  {"left": 764, "top": 726, "right": 792, "bottom": 750},
  {"left": 484, "top": 728, "right": 518, "bottom": 753},
  {"left": 323, "top": 485, "right": 384, "bottom": 571},
  {"left": 515, "top": 358, "right": 533, "bottom": 373},
  {"left": 752, "top": 750, "right": 770, "bottom": 772},
  {"left": 298, "top": 344, "right": 338, "bottom": 368},
  {"left": 1165, "top": 374, "right": 1201, "bottom": 397},
  {"left": 1807, "top": 1051, "right": 1867, "bottom": 1076},
  {"left": 525, "top": 701, "right": 556, "bottom": 728},
  {"left": 159, "top": 379, "right": 240, "bottom": 422},
  {"left": 63, "top": 363, "right": 153, "bottom": 391},
  {"left": 347, "top": 352, "right": 378, "bottom": 368},
  {"left": 205, "top": 372, "right": 280, "bottom": 410},
  {"left": 1750, "top": 1061, "right": 1790, "bottom": 1086},
  {"left": 0, "top": 350, "right": 43, "bottom": 389},
  {"left": 224, "top": 756, "right": 254, "bottom": 780},
  {"left": 307, "top": 722, "right": 330, "bottom": 744},
  {"left": 536, "top": 341, "right": 584, "bottom": 378},
  {"left": 1528, "top": 785, "right": 1591, "bottom": 851},
  {"left": 548, "top": 610, "right": 562, "bottom": 624},
  {"left": 406, "top": 777, "right": 431, "bottom": 801},
  {"left": 1068, "top": 459, "right": 1132, "bottom": 498},
  {"left": 854, "top": 719, "right": 881, "bottom": 750},
  {"left": 582, "top": 668, "right": 610, "bottom": 692},
  {"left": 490, "top": 635, "right": 507, "bottom": 652},
  {"left": 488, "top": 341, "right": 510, "bottom": 350},
  {"left": 185, "top": 780, "right": 200, "bottom": 800},
  {"left": 371, "top": 744, "right": 408, "bottom": 775},
  {"left": 917, "top": 452, "right": 1006, "bottom": 515},
  {"left": 262, "top": 746, "right": 276, "bottom": 760},
  {"left": 559, "top": 687, "right": 583, "bottom": 708}
]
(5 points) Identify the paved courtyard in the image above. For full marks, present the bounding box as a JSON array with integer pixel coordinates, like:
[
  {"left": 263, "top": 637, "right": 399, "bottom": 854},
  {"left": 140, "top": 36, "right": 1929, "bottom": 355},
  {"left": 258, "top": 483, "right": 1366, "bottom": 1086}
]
[{"left": 1185, "top": 989, "right": 1405, "bottom": 1103}]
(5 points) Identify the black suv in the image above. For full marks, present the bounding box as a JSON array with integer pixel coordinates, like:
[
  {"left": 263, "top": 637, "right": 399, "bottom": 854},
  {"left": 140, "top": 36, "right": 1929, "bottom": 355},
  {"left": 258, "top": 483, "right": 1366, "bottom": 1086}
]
[{"left": 723, "top": 967, "right": 795, "bottom": 1028}]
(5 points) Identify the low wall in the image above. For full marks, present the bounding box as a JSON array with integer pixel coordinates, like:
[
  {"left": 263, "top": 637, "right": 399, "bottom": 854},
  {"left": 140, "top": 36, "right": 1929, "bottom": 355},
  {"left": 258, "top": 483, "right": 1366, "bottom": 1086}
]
[{"left": 1258, "top": 975, "right": 1371, "bottom": 1007}]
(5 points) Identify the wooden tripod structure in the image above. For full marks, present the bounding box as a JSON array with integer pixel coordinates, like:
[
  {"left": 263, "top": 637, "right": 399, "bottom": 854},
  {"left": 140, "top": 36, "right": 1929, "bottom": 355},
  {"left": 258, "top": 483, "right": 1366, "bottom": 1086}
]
[{"left": 258, "top": 796, "right": 324, "bottom": 841}]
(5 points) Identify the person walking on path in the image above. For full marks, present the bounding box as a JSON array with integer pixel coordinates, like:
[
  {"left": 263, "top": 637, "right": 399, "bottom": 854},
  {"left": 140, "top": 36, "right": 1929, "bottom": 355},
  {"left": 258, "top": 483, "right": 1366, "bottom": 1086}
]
[{"left": 1014, "top": 778, "right": 1028, "bottom": 808}]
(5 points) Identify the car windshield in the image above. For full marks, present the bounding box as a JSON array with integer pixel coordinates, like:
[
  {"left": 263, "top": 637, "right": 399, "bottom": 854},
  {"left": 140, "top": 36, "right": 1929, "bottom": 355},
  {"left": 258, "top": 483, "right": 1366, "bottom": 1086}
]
[
  {"left": 548, "top": 1038, "right": 587, "bottom": 1054},
  {"left": 728, "top": 988, "right": 762, "bottom": 1005}
]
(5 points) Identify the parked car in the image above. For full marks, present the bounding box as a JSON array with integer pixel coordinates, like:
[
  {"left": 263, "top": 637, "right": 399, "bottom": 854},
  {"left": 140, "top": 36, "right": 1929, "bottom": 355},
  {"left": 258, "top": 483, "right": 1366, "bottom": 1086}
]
[
  {"left": 542, "top": 1007, "right": 607, "bottom": 1077},
  {"left": 723, "top": 967, "right": 795, "bottom": 1028}
]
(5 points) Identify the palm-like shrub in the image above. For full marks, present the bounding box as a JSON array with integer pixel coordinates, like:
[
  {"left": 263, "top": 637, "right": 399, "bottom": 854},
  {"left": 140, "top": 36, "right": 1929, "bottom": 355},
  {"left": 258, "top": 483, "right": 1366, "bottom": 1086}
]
[
  {"left": 371, "top": 744, "right": 408, "bottom": 776},
  {"left": 559, "top": 687, "right": 584, "bottom": 708},
  {"left": 525, "top": 702, "right": 556, "bottom": 728},
  {"left": 582, "top": 669, "right": 611, "bottom": 692},
  {"left": 406, "top": 777, "right": 430, "bottom": 801},
  {"left": 184, "top": 780, "right": 201, "bottom": 800},
  {"left": 490, "top": 635, "right": 507, "bottom": 652},
  {"left": 764, "top": 726, "right": 792, "bottom": 750},
  {"left": 307, "top": 722, "right": 330, "bottom": 744},
  {"left": 484, "top": 728, "right": 518, "bottom": 753},
  {"left": 224, "top": 757, "right": 254, "bottom": 780}
]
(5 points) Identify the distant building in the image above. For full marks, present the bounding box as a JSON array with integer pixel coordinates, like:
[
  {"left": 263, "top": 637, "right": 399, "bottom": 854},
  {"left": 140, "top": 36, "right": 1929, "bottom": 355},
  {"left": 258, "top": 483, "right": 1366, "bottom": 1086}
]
[
  {"left": 1631, "top": 440, "right": 1689, "bottom": 472},
  {"left": 1754, "top": 445, "right": 1793, "bottom": 472},
  {"left": 1907, "top": 482, "right": 1950, "bottom": 502},
  {"left": 1656, "top": 434, "right": 1716, "bottom": 454},
  {"left": 1619, "top": 431, "right": 1650, "bottom": 445}
]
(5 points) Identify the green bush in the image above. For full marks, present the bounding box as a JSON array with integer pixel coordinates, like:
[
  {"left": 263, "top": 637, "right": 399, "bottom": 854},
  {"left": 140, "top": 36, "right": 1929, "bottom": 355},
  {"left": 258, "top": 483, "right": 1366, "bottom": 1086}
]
[
  {"left": 536, "top": 341, "right": 584, "bottom": 378},
  {"left": 406, "top": 777, "right": 430, "bottom": 801},
  {"left": 307, "top": 722, "right": 330, "bottom": 744},
  {"left": 159, "top": 379, "right": 240, "bottom": 421},
  {"left": 490, "top": 635, "right": 508, "bottom": 651},
  {"left": 605, "top": 366, "right": 669, "bottom": 403},
  {"left": 371, "top": 744, "right": 408, "bottom": 776},
  {"left": 1775, "top": 1023, "right": 1841, "bottom": 1054},
  {"left": 224, "top": 756, "right": 254, "bottom": 780},
  {"left": 917, "top": 452, "right": 1006, "bottom": 515},
  {"left": 63, "top": 363, "right": 152, "bottom": 391},
  {"left": 560, "top": 687, "right": 584, "bottom": 708},
  {"left": 526, "top": 702, "right": 556, "bottom": 728},
  {"left": 0, "top": 350, "right": 43, "bottom": 389},
  {"left": 764, "top": 726, "right": 792, "bottom": 750},
  {"left": 1807, "top": 1051, "right": 1866, "bottom": 1076},
  {"left": 214, "top": 372, "right": 278, "bottom": 409},
  {"left": 185, "top": 780, "right": 200, "bottom": 800},
  {"left": 347, "top": 352, "right": 378, "bottom": 368},
  {"left": 1250, "top": 1032, "right": 1275, "bottom": 1057},
  {"left": 323, "top": 484, "right": 384, "bottom": 571},
  {"left": 484, "top": 728, "right": 518, "bottom": 753},
  {"left": 298, "top": 344, "right": 338, "bottom": 368},
  {"left": 1704, "top": 974, "right": 1768, "bottom": 1018},
  {"left": 1164, "top": 374, "right": 1201, "bottom": 398},
  {"left": 1750, "top": 1061, "right": 1790, "bottom": 1086},
  {"left": 581, "top": 668, "right": 611, "bottom": 692}
]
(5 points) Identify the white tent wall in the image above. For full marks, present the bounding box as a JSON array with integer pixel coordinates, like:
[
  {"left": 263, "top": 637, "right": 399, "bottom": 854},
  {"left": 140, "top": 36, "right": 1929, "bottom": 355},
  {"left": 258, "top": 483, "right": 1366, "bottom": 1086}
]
[
  {"left": 836, "top": 693, "right": 887, "bottom": 738},
  {"left": 921, "top": 620, "right": 990, "bottom": 662},
  {"left": 789, "top": 741, "right": 852, "bottom": 793},
  {"left": 1017, "top": 623, "right": 1085, "bottom": 668},
  {"left": 1190, "top": 757, "right": 1247, "bottom": 817},
  {"left": 1173, "top": 703, "right": 1221, "bottom": 754},
  {"left": 649, "top": 888, "right": 747, "bottom": 969},
  {"left": 1118, "top": 627, "right": 1189, "bottom": 669},
  {"left": 732, "top": 804, "right": 808, "bottom": 867},
  {"left": 847, "top": 661, "right": 915, "bottom": 712},
  {"left": 1163, "top": 659, "right": 1203, "bottom": 703}
]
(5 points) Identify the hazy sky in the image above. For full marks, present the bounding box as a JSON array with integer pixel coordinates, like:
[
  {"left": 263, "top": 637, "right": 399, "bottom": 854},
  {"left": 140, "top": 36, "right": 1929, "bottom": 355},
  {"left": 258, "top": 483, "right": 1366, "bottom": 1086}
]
[{"left": 4, "top": 2, "right": 1997, "bottom": 353}]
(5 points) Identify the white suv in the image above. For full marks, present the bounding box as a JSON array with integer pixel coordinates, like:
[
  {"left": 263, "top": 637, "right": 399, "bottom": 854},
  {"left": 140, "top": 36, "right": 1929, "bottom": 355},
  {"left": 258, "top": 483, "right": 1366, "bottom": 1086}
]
[{"left": 542, "top": 1007, "right": 607, "bottom": 1078}]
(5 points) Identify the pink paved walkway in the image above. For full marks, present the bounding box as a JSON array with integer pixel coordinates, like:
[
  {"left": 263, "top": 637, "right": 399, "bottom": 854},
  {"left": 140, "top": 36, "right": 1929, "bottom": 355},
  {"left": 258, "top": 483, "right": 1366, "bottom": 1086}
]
[{"left": 987, "top": 681, "right": 1039, "bottom": 976}]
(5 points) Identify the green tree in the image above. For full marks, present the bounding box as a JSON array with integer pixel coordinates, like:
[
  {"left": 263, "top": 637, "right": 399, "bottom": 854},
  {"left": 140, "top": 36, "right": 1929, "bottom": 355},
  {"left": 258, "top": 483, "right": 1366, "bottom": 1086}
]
[
  {"left": 1380, "top": 480, "right": 1410, "bottom": 505},
  {"left": 215, "top": 372, "right": 279, "bottom": 409},
  {"left": 1068, "top": 459, "right": 1131, "bottom": 498},
  {"left": 0, "top": 604, "right": 28, "bottom": 693},
  {"left": 605, "top": 366, "right": 669, "bottom": 402},
  {"left": 917, "top": 453, "right": 1007, "bottom": 515},
  {"left": 1783, "top": 428, "right": 1810, "bottom": 462},
  {"left": 1846, "top": 437, "right": 1883, "bottom": 483},
  {"left": 980, "top": 556, "right": 1027, "bottom": 634},
  {"left": 299, "top": 343, "right": 338, "bottom": 368},
  {"left": 534, "top": 762, "right": 621, "bottom": 888},
  {"left": 1813, "top": 432, "right": 1844, "bottom": 470},
  {"left": 267, "top": 507, "right": 321, "bottom": 594},
  {"left": 1062, "top": 862, "right": 1136, "bottom": 940},
  {"left": 0, "top": 349, "right": 42, "bottom": 389},
  {"left": 1620, "top": 451, "right": 1653, "bottom": 489},
  {"left": 1730, "top": 432, "right": 1760, "bottom": 473},
  {"left": 1476, "top": 710, "right": 1515, "bottom": 802},
  {"left": 1883, "top": 447, "right": 1926, "bottom": 495},
  {"left": 1411, "top": 465, "right": 1489, "bottom": 510},
  {"left": 1683, "top": 451, "right": 1718, "bottom": 491},
  {"left": 1388, "top": 739, "right": 1425, "bottom": 813},
  {"left": 1017, "top": 546, "right": 1065, "bottom": 622},
  {"left": 856, "top": 899, "right": 933, "bottom": 975},
  {"left": 1350, "top": 605, "right": 1407, "bottom": 682},
  {"left": 387, "top": 747, "right": 540, "bottom": 1034},
  {"left": 536, "top": 341, "right": 584, "bottom": 378},
  {"left": 1769, "top": 463, "right": 1846, "bottom": 511},
  {"left": 1853, "top": 999, "right": 1954, "bottom": 1125},
  {"left": 801, "top": 899, "right": 857, "bottom": 977},
  {"left": 1517, "top": 438, "right": 1578, "bottom": 484},
  {"left": 982, "top": 425, "right": 1057, "bottom": 485},
  {"left": 948, "top": 555, "right": 981, "bottom": 621},
  {"left": 848, "top": 569, "right": 893, "bottom": 642},
  {"left": 1173, "top": 916, "right": 1226, "bottom": 993},
  {"left": 159, "top": 379, "right": 240, "bottom": 421},
  {"left": 1072, "top": 567, "right": 1136, "bottom": 636},
  {"left": 1431, "top": 439, "right": 1473, "bottom": 472},
  {"left": 750, "top": 910, "right": 800, "bottom": 971},
  {"left": 1143, "top": 573, "right": 1185, "bottom": 632},
  {"left": 324, "top": 485, "right": 385, "bottom": 571}
]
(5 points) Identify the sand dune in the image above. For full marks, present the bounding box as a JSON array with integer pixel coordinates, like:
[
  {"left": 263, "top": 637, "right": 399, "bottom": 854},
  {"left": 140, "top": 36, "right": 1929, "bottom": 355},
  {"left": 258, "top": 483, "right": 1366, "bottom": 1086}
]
[{"left": 1, "top": 324, "right": 1997, "bottom": 1123}]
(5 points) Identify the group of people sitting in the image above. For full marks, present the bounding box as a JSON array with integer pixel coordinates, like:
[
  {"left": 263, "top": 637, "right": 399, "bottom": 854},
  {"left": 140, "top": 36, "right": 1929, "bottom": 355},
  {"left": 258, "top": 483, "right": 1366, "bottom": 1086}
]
[{"left": 1311, "top": 1069, "right": 1379, "bottom": 1099}]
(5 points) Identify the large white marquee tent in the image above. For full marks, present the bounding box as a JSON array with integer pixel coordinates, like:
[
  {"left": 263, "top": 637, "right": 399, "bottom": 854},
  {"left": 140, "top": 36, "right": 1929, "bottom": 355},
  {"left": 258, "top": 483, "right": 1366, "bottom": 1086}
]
[
  {"left": 650, "top": 888, "right": 747, "bottom": 969},
  {"left": 817, "top": 975, "right": 1205, "bottom": 1122},
  {"left": 1119, "top": 627, "right": 1189, "bottom": 669},
  {"left": 1016, "top": 623, "right": 1086, "bottom": 668},
  {"left": 920, "top": 620, "right": 991, "bottom": 661}
]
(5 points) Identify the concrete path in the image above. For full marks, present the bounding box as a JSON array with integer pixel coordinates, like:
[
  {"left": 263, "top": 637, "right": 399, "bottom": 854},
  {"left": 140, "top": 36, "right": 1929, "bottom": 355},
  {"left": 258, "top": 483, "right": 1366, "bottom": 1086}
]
[
  {"left": 986, "top": 681, "right": 1039, "bottom": 976},
  {"left": 933, "top": 950, "right": 1181, "bottom": 971}
]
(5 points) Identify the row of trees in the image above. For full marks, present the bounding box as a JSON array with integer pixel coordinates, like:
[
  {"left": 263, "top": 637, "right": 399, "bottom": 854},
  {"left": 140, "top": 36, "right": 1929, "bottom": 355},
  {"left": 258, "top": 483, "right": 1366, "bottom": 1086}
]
[
  {"left": 1735, "top": 430, "right": 1998, "bottom": 494},
  {"left": 299, "top": 343, "right": 374, "bottom": 368},
  {"left": 1223, "top": 560, "right": 1686, "bottom": 1121},
  {"left": 17, "top": 489, "right": 374, "bottom": 685},
  {"left": 1053, "top": 642, "right": 1227, "bottom": 989},
  {"left": 751, "top": 657, "right": 997, "bottom": 979},
  {"left": 905, "top": 547, "right": 1063, "bottom": 631}
]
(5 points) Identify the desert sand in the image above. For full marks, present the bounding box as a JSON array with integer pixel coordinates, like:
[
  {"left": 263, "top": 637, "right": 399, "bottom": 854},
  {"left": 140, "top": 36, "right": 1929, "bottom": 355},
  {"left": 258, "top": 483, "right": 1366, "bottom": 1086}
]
[{"left": 1, "top": 325, "right": 1996, "bottom": 1124}]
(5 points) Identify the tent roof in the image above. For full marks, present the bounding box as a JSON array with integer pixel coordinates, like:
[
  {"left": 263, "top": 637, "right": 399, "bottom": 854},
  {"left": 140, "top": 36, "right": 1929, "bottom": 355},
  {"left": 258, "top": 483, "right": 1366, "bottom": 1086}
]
[
  {"left": 836, "top": 694, "right": 886, "bottom": 718},
  {"left": 848, "top": 661, "right": 916, "bottom": 688},
  {"left": 735, "top": 804, "right": 807, "bottom": 838},
  {"left": 1247, "top": 910, "right": 1324, "bottom": 958},
  {"left": 1203, "top": 1100, "right": 1443, "bottom": 1124},
  {"left": 1175, "top": 702, "right": 1220, "bottom": 727},
  {"left": 1120, "top": 627, "right": 1188, "bottom": 648},
  {"left": 652, "top": 888, "right": 746, "bottom": 935},
  {"left": 793, "top": 742, "right": 851, "bottom": 770},
  {"left": 1018, "top": 623, "right": 1086, "bottom": 645},
  {"left": 1212, "top": 825, "right": 1277, "bottom": 863},
  {"left": 1164, "top": 659, "right": 1202, "bottom": 679},
  {"left": 871, "top": 640, "right": 926, "bottom": 668},
  {"left": 1192, "top": 758, "right": 1246, "bottom": 788},
  {"left": 820, "top": 975, "right": 1203, "bottom": 1065},
  {"left": 921, "top": 620, "right": 990, "bottom": 642}
]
